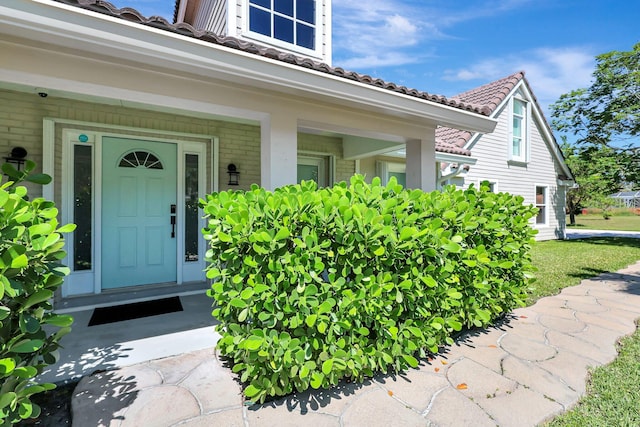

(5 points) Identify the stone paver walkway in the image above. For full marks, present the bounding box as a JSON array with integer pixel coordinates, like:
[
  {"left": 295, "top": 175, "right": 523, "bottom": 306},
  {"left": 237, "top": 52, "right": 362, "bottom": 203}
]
[{"left": 71, "top": 262, "right": 640, "bottom": 426}]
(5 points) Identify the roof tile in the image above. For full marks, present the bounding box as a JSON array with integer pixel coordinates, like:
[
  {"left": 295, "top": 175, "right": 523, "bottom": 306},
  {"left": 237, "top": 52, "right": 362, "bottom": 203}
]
[
  {"left": 53, "top": 0, "right": 489, "bottom": 117},
  {"left": 436, "top": 71, "right": 526, "bottom": 149}
]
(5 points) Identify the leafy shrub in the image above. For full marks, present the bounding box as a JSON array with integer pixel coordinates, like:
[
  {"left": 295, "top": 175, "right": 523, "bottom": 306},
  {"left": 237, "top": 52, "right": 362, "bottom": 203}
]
[
  {"left": 202, "top": 175, "right": 537, "bottom": 403},
  {"left": 0, "top": 162, "right": 75, "bottom": 425}
]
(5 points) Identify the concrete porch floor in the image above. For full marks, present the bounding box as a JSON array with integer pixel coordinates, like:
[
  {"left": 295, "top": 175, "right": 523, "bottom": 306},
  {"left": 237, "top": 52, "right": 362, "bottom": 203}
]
[{"left": 39, "top": 288, "right": 220, "bottom": 385}]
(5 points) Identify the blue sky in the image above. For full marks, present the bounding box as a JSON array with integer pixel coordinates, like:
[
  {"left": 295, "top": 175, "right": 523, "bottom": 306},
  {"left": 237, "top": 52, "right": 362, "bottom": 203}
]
[{"left": 108, "top": 0, "right": 638, "bottom": 115}]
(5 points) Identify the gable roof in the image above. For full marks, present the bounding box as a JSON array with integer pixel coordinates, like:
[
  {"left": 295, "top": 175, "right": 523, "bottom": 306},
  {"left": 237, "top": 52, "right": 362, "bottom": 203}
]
[
  {"left": 53, "top": 0, "right": 491, "bottom": 119},
  {"left": 435, "top": 71, "right": 525, "bottom": 148},
  {"left": 434, "top": 71, "right": 573, "bottom": 179}
]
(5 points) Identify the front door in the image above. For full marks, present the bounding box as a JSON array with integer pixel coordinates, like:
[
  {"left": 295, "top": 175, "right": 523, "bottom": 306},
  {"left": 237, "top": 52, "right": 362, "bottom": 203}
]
[{"left": 101, "top": 137, "right": 177, "bottom": 289}]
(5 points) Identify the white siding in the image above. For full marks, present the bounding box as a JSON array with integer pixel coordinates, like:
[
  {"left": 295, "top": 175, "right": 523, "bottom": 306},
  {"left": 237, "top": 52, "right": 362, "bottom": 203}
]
[
  {"left": 462, "top": 101, "right": 566, "bottom": 240},
  {"left": 208, "top": 0, "right": 228, "bottom": 34}
]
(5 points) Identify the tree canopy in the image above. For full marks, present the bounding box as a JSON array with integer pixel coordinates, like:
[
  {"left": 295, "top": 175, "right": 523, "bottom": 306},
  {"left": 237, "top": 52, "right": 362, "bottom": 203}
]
[
  {"left": 561, "top": 142, "right": 630, "bottom": 223},
  {"left": 551, "top": 42, "right": 640, "bottom": 151}
]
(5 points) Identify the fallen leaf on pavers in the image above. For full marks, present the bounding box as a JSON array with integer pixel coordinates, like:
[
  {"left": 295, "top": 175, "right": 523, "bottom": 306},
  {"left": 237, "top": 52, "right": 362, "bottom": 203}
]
[
  {"left": 441, "top": 360, "right": 448, "bottom": 365},
  {"left": 488, "top": 344, "right": 497, "bottom": 348},
  {"left": 456, "top": 383, "right": 468, "bottom": 390},
  {"left": 519, "top": 315, "right": 528, "bottom": 319},
  {"left": 434, "top": 367, "right": 440, "bottom": 373},
  {"left": 388, "top": 390, "right": 394, "bottom": 396}
]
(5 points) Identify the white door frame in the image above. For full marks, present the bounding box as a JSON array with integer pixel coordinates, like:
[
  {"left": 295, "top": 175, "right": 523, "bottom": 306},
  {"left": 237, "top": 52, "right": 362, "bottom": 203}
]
[{"left": 45, "top": 119, "right": 217, "bottom": 297}]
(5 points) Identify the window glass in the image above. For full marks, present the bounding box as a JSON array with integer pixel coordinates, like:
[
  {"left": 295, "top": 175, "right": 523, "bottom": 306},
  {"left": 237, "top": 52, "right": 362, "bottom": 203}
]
[
  {"left": 296, "top": 0, "right": 315, "bottom": 23},
  {"left": 274, "top": 15, "right": 294, "bottom": 43},
  {"left": 513, "top": 99, "right": 525, "bottom": 115},
  {"left": 250, "top": 0, "right": 270, "bottom": 8},
  {"left": 249, "top": 0, "right": 316, "bottom": 49},
  {"left": 297, "top": 23, "right": 314, "bottom": 49},
  {"left": 535, "top": 186, "right": 546, "bottom": 224},
  {"left": 249, "top": 6, "right": 271, "bottom": 36},
  {"left": 74, "top": 145, "right": 92, "bottom": 271},
  {"left": 388, "top": 172, "right": 406, "bottom": 188},
  {"left": 274, "top": 0, "right": 293, "bottom": 16},
  {"left": 184, "top": 154, "right": 199, "bottom": 262}
]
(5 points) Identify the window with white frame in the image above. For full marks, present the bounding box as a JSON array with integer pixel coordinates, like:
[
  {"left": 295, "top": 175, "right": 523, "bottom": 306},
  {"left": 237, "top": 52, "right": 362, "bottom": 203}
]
[
  {"left": 511, "top": 98, "right": 528, "bottom": 162},
  {"left": 249, "top": 0, "right": 316, "bottom": 50},
  {"left": 376, "top": 161, "right": 406, "bottom": 187},
  {"left": 535, "top": 186, "right": 547, "bottom": 225},
  {"left": 479, "top": 180, "right": 497, "bottom": 193}
]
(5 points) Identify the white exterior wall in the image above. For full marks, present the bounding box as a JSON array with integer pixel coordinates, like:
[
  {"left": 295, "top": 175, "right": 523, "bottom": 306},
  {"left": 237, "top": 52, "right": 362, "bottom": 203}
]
[{"left": 461, "top": 102, "right": 567, "bottom": 240}]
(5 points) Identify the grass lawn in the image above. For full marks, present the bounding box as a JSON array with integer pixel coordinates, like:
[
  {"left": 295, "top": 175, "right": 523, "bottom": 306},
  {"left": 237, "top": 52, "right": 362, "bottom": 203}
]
[
  {"left": 529, "top": 237, "right": 640, "bottom": 302},
  {"left": 567, "top": 213, "right": 640, "bottom": 232},
  {"left": 531, "top": 237, "right": 640, "bottom": 426}
]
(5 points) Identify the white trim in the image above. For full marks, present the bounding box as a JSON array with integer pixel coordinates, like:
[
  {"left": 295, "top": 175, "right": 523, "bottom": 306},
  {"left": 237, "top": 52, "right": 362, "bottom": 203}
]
[
  {"left": 478, "top": 179, "right": 498, "bottom": 193},
  {"left": 49, "top": 119, "right": 216, "bottom": 297},
  {"left": 534, "top": 184, "right": 549, "bottom": 227},
  {"left": 297, "top": 151, "right": 335, "bottom": 187},
  {"left": 1, "top": 0, "right": 496, "bottom": 134},
  {"left": 509, "top": 97, "right": 528, "bottom": 163},
  {"left": 241, "top": 0, "right": 324, "bottom": 60}
]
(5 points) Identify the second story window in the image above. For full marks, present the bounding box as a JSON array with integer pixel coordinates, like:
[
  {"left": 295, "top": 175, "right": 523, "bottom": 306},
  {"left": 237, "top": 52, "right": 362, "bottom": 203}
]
[
  {"left": 249, "top": 0, "right": 316, "bottom": 50},
  {"left": 511, "top": 98, "right": 527, "bottom": 162}
]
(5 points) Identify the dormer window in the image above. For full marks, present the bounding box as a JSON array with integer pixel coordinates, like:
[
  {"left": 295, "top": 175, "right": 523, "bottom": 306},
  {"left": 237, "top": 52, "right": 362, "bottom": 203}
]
[
  {"left": 510, "top": 97, "right": 528, "bottom": 163},
  {"left": 249, "top": 0, "right": 316, "bottom": 50}
]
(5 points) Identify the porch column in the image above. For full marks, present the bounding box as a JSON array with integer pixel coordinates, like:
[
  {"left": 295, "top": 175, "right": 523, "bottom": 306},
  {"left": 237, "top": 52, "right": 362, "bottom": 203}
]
[
  {"left": 405, "top": 128, "right": 436, "bottom": 191},
  {"left": 260, "top": 112, "right": 298, "bottom": 190}
]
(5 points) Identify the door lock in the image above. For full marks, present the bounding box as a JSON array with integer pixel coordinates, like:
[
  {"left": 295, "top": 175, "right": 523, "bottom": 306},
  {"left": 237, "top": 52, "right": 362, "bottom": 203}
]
[{"left": 170, "top": 204, "right": 176, "bottom": 238}]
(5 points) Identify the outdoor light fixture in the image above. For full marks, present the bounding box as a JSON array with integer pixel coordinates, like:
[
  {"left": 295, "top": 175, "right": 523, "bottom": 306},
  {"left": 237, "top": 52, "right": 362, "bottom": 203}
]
[
  {"left": 4, "top": 147, "right": 28, "bottom": 171},
  {"left": 227, "top": 163, "right": 240, "bottom": 185}
]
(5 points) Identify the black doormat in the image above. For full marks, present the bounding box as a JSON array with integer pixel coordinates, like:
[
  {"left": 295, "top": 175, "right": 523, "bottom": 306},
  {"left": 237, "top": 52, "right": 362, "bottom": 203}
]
[{"left": 88, "top": 296, "right": 183, "bottom": 326}]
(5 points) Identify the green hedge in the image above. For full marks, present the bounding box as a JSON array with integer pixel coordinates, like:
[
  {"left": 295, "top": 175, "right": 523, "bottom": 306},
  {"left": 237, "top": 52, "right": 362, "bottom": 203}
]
[
  {"left": 0, "top": 162, "right": 74, "bottom": 425},
  {"left": 203, "top": 175, "right": 537, "bottom": 403}
]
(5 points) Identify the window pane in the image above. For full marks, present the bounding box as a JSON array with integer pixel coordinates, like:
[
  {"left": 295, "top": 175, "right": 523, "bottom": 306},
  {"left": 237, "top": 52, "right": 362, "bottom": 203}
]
[
  {"left": 536, "top": 187, "right": 546, "bottom": 224},
  {"left": 297, "top": 164, "right": 318, "bottom": 183},
  {"left": 388, "top": 172, "right": 406, "bottom": 188},
  {"left": 513, "top": 99, "right": 525, "bottom": 115},
  {"left": 513, "top": 117, "right": 522, "bottom": 138},
  {"left": 250, "top": 6, "right": 271, "bottom": 36},
  {"left": 275, "top": 0, "right": 293, "bottom": 16},
  {"left": 274, "top": 15, "right": 294, "bottom": 43},
  {"left": 296, "top": 22, "right": 314, "bottom": 49},
  {"left": 250, "top": 0, "right": 270, "bottom": 8},
  {"left": 512, "top": 138, "right": 521, "bottom": 157},
  {"left": 185, "top": 154, "right": 199, "bottom": 262},
  {"left": 74, "top": 145, "right": 92, "bottom": 271},
  {"left": 297, "top": 0, "right": 315, "bottom": 24}
]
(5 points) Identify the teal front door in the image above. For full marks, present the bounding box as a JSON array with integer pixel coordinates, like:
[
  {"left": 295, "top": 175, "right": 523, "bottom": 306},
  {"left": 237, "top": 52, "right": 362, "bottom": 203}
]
[{"left": 102, "top": 137, "right": 177, "bottom": 289}]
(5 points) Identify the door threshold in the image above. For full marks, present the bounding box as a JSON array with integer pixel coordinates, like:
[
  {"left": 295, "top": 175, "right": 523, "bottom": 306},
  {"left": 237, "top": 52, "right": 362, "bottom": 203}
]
[{"left": 55, "top": 281, "right": 211, "bottom": 313}]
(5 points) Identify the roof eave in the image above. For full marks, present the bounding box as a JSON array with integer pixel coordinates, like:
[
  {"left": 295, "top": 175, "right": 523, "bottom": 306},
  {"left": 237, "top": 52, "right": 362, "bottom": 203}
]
[{"left": 0, "top": 0, "right": 496, "bottom": 133}]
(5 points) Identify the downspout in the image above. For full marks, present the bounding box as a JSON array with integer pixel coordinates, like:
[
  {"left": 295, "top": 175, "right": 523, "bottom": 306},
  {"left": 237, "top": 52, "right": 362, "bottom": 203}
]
[{"left": 438, "top": 163, "right": 469, "bottom": 188}]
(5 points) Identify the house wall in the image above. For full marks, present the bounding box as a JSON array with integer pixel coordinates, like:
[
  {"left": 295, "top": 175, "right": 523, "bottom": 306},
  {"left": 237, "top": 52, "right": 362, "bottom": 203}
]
[
  {"left": 461, "top": 102, "right": 566, "bottom": 240},
  {"left": 359, "top": 155, "right": 405, "bottom": 184},
  {"left": 193, "top": 0, "right": 227, "bottom": 33},
  {"left": 0, "top": 89, "right": 354, "bottom": 201},
  {"left": 298, "top": 133, "right": 353, "bottom": 183},
  {"left": 0, "top": 88, "right": 261, "bottom": 200}
]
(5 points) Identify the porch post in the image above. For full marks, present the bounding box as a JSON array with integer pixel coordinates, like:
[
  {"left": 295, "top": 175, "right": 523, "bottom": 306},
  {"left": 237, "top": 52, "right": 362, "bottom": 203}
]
[
  {"left": 405, "top": 127, "right": 436, "bottom": 191},
  {"left": 260, "top": 112, "right": 298, "bottom": 190}
]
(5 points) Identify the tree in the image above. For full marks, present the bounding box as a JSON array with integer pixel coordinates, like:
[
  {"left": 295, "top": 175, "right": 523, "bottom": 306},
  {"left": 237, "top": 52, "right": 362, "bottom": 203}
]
[
  {"left": 552, "top": 43, "right": 640, "bottom": 222},
  {"left": 551, "top": 43, "right": 640, "bottom": 157},
  {"left": 562, "top": 142, "right": 628, "bottom": 224}
]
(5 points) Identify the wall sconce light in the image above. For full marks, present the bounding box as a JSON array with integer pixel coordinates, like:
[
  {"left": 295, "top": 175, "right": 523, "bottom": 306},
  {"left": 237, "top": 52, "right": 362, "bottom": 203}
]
[
  {"left": 227, "top": 163, "right": 240, "bottom": 186},
  {"left": 4, "top": 147, "right": 28, "bottom": 171}
]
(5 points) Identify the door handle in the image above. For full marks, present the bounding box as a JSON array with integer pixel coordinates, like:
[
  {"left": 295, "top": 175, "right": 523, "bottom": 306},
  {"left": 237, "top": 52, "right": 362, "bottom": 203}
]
[{"left": 170, "top": 204, "right": 176, "bottom": 238}]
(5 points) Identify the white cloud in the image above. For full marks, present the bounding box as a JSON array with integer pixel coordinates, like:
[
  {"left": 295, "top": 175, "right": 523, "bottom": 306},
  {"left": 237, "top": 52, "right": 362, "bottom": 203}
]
[
  {"left": 442, "top": 47, "right": 596, "bottom": 112},
  {"left": 332, "top": 0, "right": 539, "bottom": 71}
]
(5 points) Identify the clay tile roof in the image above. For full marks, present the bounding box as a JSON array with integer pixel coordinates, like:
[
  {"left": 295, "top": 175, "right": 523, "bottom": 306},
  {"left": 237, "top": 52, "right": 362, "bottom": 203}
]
[
  {"left": 435, "top": 71, "right": 526, "bottom": 151},
  {"left": 52, "top": 0, "right": 490, "bottom": 117}
]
